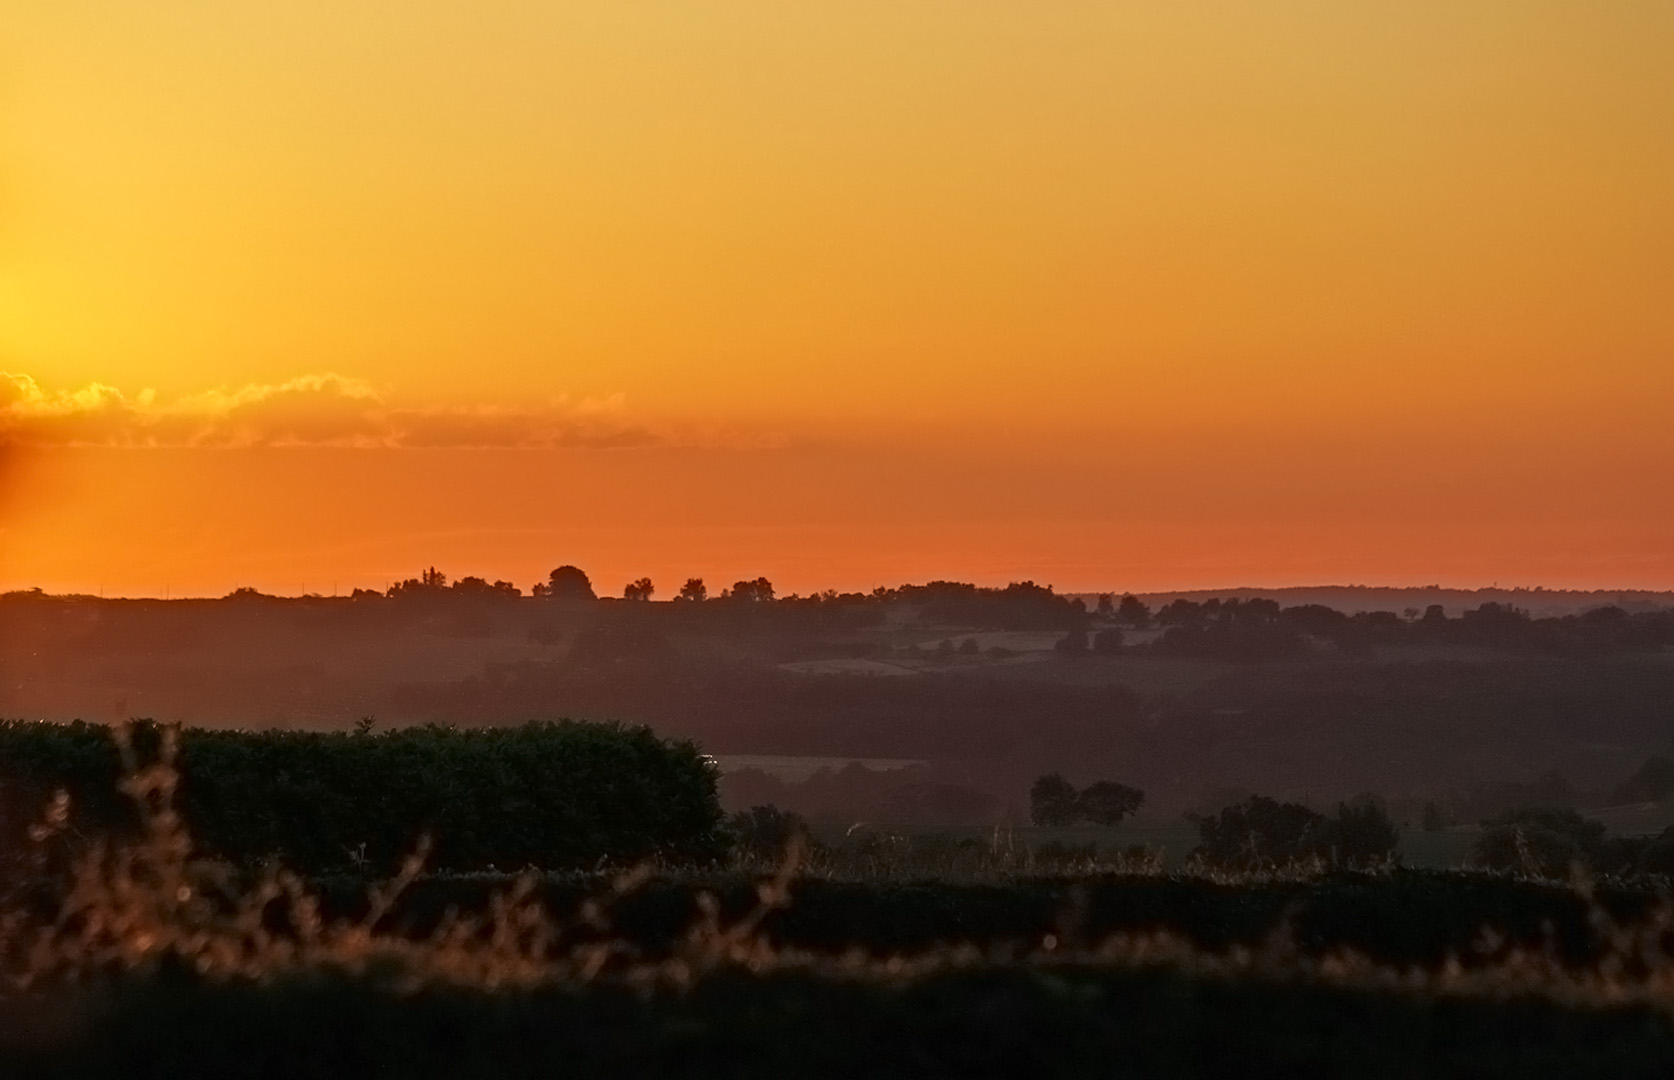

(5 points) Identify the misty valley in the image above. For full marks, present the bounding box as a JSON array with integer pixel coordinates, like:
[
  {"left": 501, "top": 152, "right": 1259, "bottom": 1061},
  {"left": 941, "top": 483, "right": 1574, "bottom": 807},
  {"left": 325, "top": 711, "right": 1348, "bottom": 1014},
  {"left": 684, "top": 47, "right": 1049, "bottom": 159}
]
[{"left": 7, "top": 577, "right": 1674, "bottom": 846}]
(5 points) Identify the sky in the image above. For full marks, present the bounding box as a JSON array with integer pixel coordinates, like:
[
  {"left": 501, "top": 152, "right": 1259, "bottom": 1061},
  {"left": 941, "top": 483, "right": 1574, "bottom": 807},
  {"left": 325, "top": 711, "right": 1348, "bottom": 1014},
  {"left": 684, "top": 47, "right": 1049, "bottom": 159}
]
[{"left": 2, "top": 2, "right": 1672, "bottom": 597}]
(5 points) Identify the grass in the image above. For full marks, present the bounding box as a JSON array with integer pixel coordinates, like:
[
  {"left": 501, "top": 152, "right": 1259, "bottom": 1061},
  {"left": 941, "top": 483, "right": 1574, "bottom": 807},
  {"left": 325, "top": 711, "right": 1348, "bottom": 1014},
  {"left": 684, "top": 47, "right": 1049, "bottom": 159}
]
[{"left": 10, "top": 722, "right": 1674, "bottom": 1076}]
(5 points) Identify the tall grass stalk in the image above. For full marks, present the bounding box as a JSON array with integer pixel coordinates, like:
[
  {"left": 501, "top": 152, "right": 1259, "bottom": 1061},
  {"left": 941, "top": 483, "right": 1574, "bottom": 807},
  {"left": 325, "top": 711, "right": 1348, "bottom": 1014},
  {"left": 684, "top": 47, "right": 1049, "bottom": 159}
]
[{"left": 5, "top": 722, "right": 1674, "bottom": 1014}]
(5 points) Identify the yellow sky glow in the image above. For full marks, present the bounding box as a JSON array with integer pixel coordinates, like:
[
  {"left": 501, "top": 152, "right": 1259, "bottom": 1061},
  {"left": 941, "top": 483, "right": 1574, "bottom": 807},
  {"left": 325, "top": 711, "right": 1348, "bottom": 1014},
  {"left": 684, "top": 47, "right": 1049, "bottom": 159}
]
[{"left": 3, "top": 2, "right": 1672, "bottom": 594}]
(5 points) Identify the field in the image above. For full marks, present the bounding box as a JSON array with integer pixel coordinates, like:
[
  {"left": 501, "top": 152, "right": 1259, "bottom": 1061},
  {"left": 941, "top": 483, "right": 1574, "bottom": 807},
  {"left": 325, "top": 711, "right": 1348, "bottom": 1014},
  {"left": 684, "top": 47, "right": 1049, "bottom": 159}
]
[
  {"left": 11, "top": 589, "right": 1674, "bottom": 828},
  {"left": 9, "top": 591, "right": 1674, "bottom": 1073},
  {"left": 6, "top": 724, "right": 1674, "bottom": 1076}
]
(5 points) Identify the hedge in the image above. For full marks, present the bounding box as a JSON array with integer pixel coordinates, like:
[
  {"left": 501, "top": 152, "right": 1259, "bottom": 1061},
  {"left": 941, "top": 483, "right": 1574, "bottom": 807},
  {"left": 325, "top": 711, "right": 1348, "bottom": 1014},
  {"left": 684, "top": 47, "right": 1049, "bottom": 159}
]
[
  {"left": 297, "top": 869, "right": 1667, "bottom": 971},
  {"left": 0, "top": 720, "right": 726, "bottom": 872},
  {"left": 8, "top": 968, "right": 1674, "bottom": 1079}
]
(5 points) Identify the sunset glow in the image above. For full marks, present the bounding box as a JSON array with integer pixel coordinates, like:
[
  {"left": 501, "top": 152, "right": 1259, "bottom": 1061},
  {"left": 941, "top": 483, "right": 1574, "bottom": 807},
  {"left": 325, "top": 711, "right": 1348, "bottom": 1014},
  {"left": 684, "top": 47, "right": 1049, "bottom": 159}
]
[{"left": 4, "top": 2, "right": 1672, "bottom": 595}]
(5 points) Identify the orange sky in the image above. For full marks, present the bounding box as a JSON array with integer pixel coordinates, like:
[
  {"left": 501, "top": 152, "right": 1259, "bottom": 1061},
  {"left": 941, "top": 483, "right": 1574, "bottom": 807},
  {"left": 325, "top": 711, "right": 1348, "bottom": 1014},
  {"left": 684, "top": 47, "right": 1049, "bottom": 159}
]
[{"left": 3, "top": 2, "right": 1672, "bottom": 596}]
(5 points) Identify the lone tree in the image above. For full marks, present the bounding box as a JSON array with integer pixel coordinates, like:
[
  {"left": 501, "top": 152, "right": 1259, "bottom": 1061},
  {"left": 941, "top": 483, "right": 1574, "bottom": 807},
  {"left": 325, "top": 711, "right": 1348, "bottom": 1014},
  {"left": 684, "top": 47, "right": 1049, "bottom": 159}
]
[
  {"left": 1077, "top": 781, "right": 1145, "bottom": 826},
  {"left": 1117, "top": 594, "right": 1151, "bottom": 628},
  {"left": 623, "top": 577, "right": 655, "bottom": 601},
  {"left": 547, "top": 565, "right": 595, "bottom": 601},
  {"left": 1030, "top": 774, "right": 1081, "bottom": 827},
  {"left": 678, "top": 578, "right": 708, "bottom": 602}
]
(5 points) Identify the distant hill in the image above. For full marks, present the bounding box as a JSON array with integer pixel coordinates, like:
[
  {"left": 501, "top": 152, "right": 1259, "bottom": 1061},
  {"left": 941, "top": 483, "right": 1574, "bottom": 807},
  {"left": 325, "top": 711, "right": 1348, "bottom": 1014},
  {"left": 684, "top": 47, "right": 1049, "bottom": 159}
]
[{"left": 1074, "top": 586, "right": 1674, "bottom": 618}]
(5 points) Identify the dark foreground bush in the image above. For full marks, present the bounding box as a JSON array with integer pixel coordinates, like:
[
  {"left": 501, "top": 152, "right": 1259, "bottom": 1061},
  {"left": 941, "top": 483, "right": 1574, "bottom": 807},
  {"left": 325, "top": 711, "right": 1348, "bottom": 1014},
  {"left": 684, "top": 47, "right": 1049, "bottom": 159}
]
[
  {"left": 0, "top": 720, "right": 725, "bottom": 872},
  {"left": 1192, "top": 795, "right": 1399, "bottom": 870},
  {"left": 301, "top": 868, "right": 1668, "bottom": 972},
  {"left": 8, "top": 967, "right": 1674, "bottom": 1080},
  {"left": 9, "top": 749, "right": 1674, "bottom": 1080}
]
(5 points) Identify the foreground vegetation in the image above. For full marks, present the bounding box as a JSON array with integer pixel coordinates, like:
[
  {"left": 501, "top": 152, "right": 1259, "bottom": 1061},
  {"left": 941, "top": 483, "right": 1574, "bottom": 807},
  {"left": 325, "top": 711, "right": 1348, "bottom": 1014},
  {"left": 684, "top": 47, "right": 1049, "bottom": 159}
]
[
  {"left": 7, "top": 726, "right": 1674, "bottom": 1075},
  {"left": 0, "top": 719, "right": 725, "bottom": 873}
]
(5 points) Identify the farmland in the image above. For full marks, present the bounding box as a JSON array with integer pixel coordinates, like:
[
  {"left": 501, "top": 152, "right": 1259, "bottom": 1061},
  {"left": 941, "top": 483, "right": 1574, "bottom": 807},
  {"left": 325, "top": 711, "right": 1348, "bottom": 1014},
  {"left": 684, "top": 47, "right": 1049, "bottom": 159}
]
[
  {"left": 7, "top": 586, "right": 1674, "bottom": 1074},
  {"left": 3, "top": 721, "right": 1674, "bottom": 1075}
]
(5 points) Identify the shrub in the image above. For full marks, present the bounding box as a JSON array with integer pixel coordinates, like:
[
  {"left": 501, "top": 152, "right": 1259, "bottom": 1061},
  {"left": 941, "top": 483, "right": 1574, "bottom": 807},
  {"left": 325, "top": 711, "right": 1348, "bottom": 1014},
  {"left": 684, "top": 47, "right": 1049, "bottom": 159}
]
[
  {"left": 728, "top": 805, "right": 812, "bottom": 861},
  {"left": 1193, "top": 796, "right": 1325, "bottom": 870},
  {"left": 1030, "top": 775, "right": 1145, "bottom": 827},
  {"left": 0, "top": 719, "right": 726, "bottom": 873},
  {"left": 1193, "top": 796, "right": 1399, "bottom": 870},
  {"left": 1313, "top": 798, "right": 1400, "bottom": 869},
  {"left": 1077, "top": 781, "right": 1145, "bottom": 826},
  {"left": 1471, "top": 808, "right": 1607, "bottom": 877}
]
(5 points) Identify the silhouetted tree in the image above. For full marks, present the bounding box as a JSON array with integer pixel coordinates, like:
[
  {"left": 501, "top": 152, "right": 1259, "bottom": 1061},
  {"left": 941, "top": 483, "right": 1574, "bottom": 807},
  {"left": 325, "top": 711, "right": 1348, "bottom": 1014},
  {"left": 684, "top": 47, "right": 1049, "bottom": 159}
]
[
  {"left": 727, "top": 805, "right": 811, "bottom": 860},
  {"left": 1155, "top": 599, "right": 1201, "bottom": 628},
  {"left": 623, "top": 577, "right": 655, "bottom": 601},
  {"left": 728, "top": 577, "right": 775, "bottom": 603},
  {"left": 547, "top": 565, "right": 595, "bottom": 601},
  {"left": 1192, "top": 796, "right": 1326, "bottom": 869},
  {"left": 448, "top": 576, "right": 519, "bottom": 598},
  {"left": 900, "top": 580, "right": 1084, "bottom": 631},
  {"left": 1096, "top": 593, "right": 1115, "bottom": 617},
  {"left": 957, "top": 637, "right": 980, "bottom": 655},
  {"left": 678, "top": 578, "right": 708, "bottom": 602},
  {"left": 1117, "top": 595, "right": 1151, "bottom": 628},
  {"left": 1076, "top": 781, "right": 1145, "bottom": 826},
  {"left": 1030, "top": 774, "right": 1080, "bottom": 827},
  {"left": 1092, "top": 628, "right": 1123, "bottom": 654},
  {"left": 1313, "top": 797, "right": 1400, "bottom": 868}
]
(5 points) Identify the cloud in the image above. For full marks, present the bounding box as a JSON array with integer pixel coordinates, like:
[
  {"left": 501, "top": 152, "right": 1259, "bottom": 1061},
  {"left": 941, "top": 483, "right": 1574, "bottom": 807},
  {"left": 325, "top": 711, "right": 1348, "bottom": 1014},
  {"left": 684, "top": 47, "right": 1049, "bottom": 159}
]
[{"left": 0, "top": 373, "right": 658, "bottom": 449}]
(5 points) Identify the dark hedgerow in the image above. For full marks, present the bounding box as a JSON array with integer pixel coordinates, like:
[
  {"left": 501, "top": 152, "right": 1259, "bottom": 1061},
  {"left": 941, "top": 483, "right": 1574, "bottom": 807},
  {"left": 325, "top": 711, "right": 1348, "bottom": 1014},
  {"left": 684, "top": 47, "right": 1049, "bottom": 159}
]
[{"left": 0, "top": 719, "right": 726, "bottom": 874}]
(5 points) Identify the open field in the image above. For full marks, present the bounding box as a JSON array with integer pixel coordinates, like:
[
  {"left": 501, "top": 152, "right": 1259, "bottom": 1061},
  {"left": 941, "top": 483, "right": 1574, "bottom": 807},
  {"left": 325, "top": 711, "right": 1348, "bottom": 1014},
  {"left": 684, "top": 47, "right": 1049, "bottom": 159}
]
[
  {"left": 8, "top": 593, "right": 1674, "bottom": 1073},
  {"left": 4, "top": 719, "right": 1674, "bottom": 1075},
  {"left": 11, "top": 590, "right": 1674, "bottom": 829}
]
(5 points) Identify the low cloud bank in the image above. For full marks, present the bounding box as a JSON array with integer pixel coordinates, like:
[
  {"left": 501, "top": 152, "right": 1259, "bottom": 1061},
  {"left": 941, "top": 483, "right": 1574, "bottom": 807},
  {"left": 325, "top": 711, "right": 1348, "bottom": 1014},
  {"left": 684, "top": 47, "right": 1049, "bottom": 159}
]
[{"left": 0, "top": 373, "right": 655, "bottom": 449}]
